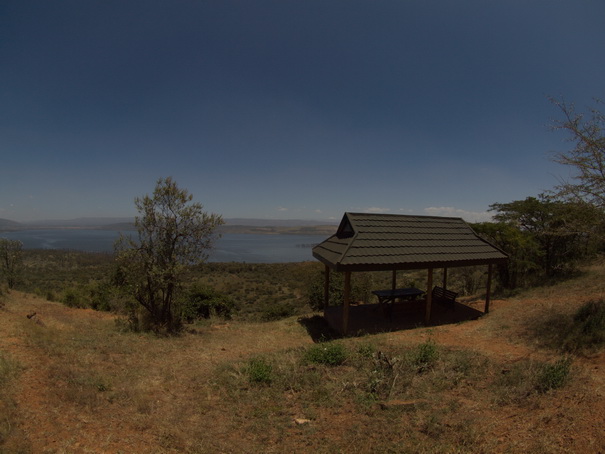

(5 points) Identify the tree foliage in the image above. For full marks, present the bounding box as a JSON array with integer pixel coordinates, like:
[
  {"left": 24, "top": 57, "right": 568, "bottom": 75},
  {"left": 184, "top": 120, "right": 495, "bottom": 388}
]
[
  {"left": 490, "top": 195, "right": 604, "bottom": 276},
  {"left": 551, "top": 98, "right": 605, "bottom": 208},
  {"left": 472, "top": 221, "right": 541, "bottom": 289},
  {"left": 475, "top": 195, "right": 605, "bottom": 289},
  {"left": 114, "top": 177, "right": 224, "bottom": 333},
  {"left": 0, "top": 238, "right": 23, "bottom": 289}
]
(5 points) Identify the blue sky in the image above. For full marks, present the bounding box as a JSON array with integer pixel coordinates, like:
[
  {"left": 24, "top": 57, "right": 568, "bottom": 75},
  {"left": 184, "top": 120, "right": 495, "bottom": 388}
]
[{"left": 1, "top": 1, "right": 604, "bottom": 223}]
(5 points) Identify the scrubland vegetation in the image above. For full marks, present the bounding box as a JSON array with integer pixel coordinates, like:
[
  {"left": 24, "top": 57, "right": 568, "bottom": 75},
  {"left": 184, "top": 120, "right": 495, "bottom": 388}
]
[
  {"left": 2, "top": 260, "right": 605, "bottom": 452},
  {"left": 9, "top": 249, "right": 511, "bottom": 324}
]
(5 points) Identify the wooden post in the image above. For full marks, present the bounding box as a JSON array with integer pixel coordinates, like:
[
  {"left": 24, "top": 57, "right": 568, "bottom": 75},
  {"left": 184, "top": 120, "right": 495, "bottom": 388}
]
[
  {"left": 343, "top": 271, "right": 351, "bottom": 335},
  {"left": 392, "top": 269, "right": 397, "bottom": 290},
  {"left": 424, "top": 268, "right": 433, "bottom": 325},
  {"left": 442, "top": 268, "right": 448, "bottom": 289},
  {"left": 323, "top": 265, "right": 330, "bottom": 316},
  {"left": 485, "top": 264, "right": 493, "bottom": 314}
]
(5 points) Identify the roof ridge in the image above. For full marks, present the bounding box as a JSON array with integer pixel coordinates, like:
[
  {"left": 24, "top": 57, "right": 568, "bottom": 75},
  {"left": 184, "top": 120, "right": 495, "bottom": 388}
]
[{"left": 346, "top": 212, "right": 465, "bottom": 221}]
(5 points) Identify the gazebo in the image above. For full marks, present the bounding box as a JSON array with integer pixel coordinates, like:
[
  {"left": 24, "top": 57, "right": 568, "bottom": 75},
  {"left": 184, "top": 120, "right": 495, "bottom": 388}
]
[{"left": 312, "top": 212, "right": 508, "bottom": 334}]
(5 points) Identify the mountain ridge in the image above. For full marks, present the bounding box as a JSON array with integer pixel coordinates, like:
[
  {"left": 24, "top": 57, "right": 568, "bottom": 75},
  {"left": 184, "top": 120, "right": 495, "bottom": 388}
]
[{"left": 0, "top": 217, "right": 338, "bottom": 233}]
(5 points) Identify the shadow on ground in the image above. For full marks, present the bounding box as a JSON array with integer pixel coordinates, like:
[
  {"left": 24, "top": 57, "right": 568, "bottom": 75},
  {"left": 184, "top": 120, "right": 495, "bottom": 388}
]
[
  {"left": 299, "top": 300, "right": 485, "bottom": 339},
  {"left": 298, "top": 315, "right": 340, "bottom": 342}
]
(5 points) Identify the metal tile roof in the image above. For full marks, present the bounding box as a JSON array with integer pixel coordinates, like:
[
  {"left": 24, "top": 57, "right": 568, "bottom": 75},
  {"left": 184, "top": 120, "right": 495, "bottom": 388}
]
[{"left": 312, "top": 212, "right": 508, "bottom": 271}]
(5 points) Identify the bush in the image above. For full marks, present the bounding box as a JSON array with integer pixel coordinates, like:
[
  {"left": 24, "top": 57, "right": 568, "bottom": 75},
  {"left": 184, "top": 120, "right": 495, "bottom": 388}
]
[
  {"left": 88, "top": 281, "right": 114, "bottom": 311},
  {"left": 304, "top": 342, "right": 348, "bottom": 366},
  {"left": 563, "top": 299, "right": 605, "bottom": 352},
  {"left": 246, "top": 357, "right": 273, "bottom": 385},
  {"left": 180, "top": 285, "right": 235, "bottom": 322},
  {"left": 261, "top": 302, "right": 295, "bottom": 321},
  {"left": 61, "top": 288, "right": 87, "bottom": 308},
  {"left": 536, "top": 357, "right": 572, "bottom": 393},
  {"left": 410, "top": 339, "right": 439, "bottom": 373}
]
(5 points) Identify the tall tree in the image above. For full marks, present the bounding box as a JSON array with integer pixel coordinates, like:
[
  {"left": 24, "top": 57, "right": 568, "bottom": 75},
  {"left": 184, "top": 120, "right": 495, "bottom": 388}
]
[
  {"left": 551, "top": 97, "right": 605, "bottom": 208},
  {"left": 114, "top": 177, "right": 224, "bottom": 332},
  {"left": 489, "top": 195, "right": 603, "bottom": 277},
  {"left": 0, "top": 238, "right": 23, "bottom": 289}
]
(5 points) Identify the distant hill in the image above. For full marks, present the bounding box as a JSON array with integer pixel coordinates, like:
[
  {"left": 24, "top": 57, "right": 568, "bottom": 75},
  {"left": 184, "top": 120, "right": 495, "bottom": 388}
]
[
  {"left": 218, "top": 224, "right": 337, "bottom": 235},
  {"left": 224, "top": 218, "right": 338, "bottom": 227},
  {"left": 220, "top": 218, "right": 338, "bottom": 235},
  {"left": 23, "top": 217, "right": 135, "bottom": 228},
  {"left": 0, "top": 218, "right": 23, "bottom": 231},
  {"left": 0, "top": 217, "right": 337, "bottom": 235}
]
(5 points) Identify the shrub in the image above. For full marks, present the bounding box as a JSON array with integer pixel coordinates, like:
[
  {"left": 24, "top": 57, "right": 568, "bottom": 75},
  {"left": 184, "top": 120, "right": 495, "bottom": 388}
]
[
  {"left": 304, "top": 342, "right": 348, "bottom": 366},
  {"left": 261, "top": 302, "right": 295, "bottom": 321},
  {"left": 410, "top": 339, "right": 439, "bottom": 373},
  {"left": 536, "top": 357, "right": 572, "bottom": 393},
  {"left": 61, "top": 288, "right": 87, "bottom": 308},
  {"left": 88, "top": 281, "right": 114, "bottom": 311},
  {"left": 563, "top": 299, "right": 605, "bottom": 352},
  {"left": 246, "top": 357, "right": 273, "bottom": 385},
  {"left": 356, "top": 342, "right": 376, "bottom": 359},
  {"left": 180, "top": 285, "right": 235, "bottom": 322}
]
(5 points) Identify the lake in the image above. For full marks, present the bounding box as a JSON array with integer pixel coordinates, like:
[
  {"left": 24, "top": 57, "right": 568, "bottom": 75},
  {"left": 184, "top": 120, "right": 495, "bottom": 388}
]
[{"left": 0, "top": 229, "right": 322, "bottom": 263}]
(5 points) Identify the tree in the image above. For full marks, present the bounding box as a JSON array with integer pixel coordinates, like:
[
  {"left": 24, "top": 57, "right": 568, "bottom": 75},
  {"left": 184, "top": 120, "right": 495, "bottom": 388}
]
[
  {"left": 488, "top": 195, "right": 604, "bottom": 278},
  {"left": 473, "top": 221, "right": 542, "bottom": 289},
  {"left": 551, "top": 98, "right": 605, "bottom": 208},
  {"left": 114, "top": 177, "right": 224, "bottom": 333},
  {"left": 0, "top": 238, "right": 23, "bottom": 289}
]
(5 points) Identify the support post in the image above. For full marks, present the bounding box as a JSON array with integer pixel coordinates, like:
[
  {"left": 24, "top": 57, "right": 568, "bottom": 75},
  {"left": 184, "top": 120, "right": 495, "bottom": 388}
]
[
  {"left": 392, "top": 269, "right": 397, "bottom": 290},
  {"left": 343, "top": 271, "right": 351, "bottom": 335},
  {"left": 442, "top": 268, "right": 448, "bottom": 289},
  {"left": 323, "top": 265, "right": 330, "bottom": 316},
  {"left": 424, "top": 268, "right": 433, "bottom": 325},
  {"left": 485, "top": 264, "right": 493, "bottom": 314}
]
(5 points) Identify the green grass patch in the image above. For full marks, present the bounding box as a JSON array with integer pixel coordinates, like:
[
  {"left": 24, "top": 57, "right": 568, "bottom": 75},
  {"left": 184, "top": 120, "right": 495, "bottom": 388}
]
[
  {"left": 246, "top": 357, "right": 273, "bottom": 385},
  {"left": 536, "top": 357, "right": 572, "bottom": 393},
  {"left": 409, "top": 339, "right": 439, "bottom": 373},
  {"left": 304, "top": 342, "right": 348, "bottom": 366}
]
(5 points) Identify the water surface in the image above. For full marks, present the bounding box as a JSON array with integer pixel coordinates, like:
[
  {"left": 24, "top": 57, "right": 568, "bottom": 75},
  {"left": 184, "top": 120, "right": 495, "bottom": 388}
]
[{"left": 0, "top": 229, "right": 322, "bottom": 263}]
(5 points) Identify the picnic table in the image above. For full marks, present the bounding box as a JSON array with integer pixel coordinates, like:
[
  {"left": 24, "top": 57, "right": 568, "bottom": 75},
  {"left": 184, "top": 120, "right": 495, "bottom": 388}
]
[
  {"left": 372, "top": 287, "right": 425, "bottom": 317},
  {"left": 372, "top": 287, "right": 425, "bottom": 304}
]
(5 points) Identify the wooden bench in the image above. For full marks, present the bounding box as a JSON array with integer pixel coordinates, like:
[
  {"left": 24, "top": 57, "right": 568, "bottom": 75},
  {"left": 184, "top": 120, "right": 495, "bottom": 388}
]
[{"left": 432, "top": 286, "right": 458, "bottom": 310}]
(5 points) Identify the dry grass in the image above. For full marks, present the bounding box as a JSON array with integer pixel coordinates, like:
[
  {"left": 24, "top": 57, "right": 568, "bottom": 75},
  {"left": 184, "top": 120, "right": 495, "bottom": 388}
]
[{"left": 1, "top": 264, "right": 605, "bottom": 452}]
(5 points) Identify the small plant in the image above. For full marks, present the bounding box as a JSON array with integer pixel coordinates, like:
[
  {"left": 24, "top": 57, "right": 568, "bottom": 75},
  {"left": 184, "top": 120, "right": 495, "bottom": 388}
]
[
  {"left": 246, "top": 357, "right": 273, "bottom": 385},
  {"left": 536, "top": 357, "right": 572, "bottom": 393},
  {"left": 304, "top": 342, "right": 348, "bottom": 366},
  {"left": 356, "top": 342, "right": 375, "bottom": 359},
  {"left": 410, "top": 339, "right": 439, "bottom": 372}
]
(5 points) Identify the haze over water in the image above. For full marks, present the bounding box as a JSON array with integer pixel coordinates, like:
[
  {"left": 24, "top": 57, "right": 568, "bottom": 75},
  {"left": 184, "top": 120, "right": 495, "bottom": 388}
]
[{"left": 1, "top": 229, "right": 320, "bottom": 263}]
